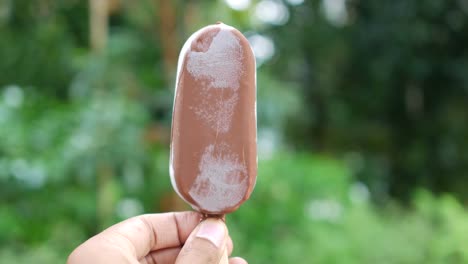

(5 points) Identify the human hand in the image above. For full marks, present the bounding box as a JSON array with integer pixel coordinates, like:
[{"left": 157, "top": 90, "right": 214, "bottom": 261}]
[{"left": 67, "top": 211, "right": 247, "bottom": 264}]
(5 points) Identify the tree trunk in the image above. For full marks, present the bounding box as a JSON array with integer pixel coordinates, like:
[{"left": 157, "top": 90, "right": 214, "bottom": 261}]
[{"left": 89, "top": 0, "right": 108, "bottom": 53}]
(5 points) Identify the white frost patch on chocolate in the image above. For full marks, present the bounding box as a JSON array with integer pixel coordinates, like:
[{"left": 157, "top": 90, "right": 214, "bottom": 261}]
[
  {"left": 189, "top": 144, "right": 247, "bottom": 212},
  {"left": 187, "top": 29, "right": 243, "bottom": 89},
  {"left": 187, "top": 28, "right": 243, "bottom": 133},
  {"left": 192, "top": 92, "right": 238, "bottom": 133}
]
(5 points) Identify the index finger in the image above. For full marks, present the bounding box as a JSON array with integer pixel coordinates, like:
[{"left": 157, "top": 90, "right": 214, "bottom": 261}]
[{"left": 100, "top": 211, "right": 202, "bottom": 258}]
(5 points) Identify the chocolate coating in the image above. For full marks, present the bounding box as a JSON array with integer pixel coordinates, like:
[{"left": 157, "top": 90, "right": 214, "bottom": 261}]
[{"left": 169, "top": 23, "right": 257, "bottom": 214}]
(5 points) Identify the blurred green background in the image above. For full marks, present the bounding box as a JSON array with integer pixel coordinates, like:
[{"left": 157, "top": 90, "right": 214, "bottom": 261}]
[{"left": 1, "top": 0, "right": 468, "bottom": 263}]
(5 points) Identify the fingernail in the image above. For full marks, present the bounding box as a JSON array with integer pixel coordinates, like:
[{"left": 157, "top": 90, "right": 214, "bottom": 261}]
[{"left": 196, "top": 219, "right": 226, "bottom": 248}]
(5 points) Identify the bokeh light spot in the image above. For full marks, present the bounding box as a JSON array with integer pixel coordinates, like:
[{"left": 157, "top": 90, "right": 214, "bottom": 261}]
[
  {"left": 116, "top": 198, "right": 144, "bottom": 219},
  {"left": 322, "top": 0, "right": 348, "bottom": 27},
  {"left": 3, "top": 85, "right": 23, "bottom": 108},
  {"left": 255, "top": 0, "right": 290, "bottom": 25},
  {"left": 248, "top": 34, "right": 275, "bottom": 66},
  {"left": 286, "top": 0, "right": 304, "bottom": 6},
  {"left": 224, "top": 0, "right": 251, "bottom": 11}
]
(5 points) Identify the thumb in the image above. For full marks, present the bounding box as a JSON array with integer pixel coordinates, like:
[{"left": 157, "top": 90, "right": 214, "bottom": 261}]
[{"left": 176, "top": 218, "right": 228, "bottom": 264}]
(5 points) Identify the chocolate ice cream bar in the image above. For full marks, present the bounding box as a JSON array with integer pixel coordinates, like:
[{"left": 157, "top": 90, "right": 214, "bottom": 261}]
[{"left": 170, "top": 23, "right": 257, "bottom": 215}]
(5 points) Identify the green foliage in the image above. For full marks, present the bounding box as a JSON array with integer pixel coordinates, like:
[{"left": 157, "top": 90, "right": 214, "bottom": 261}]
[
  {"left": 1, "top": 1, "right": 468, "bottom": 263},
  {"left": 230, "top": 156, "right": 468, "bottom": 264},
  {"left": 2, "top": 138, "right": 468, "bottom": 263},
  {"left": 280, "top": 0, "right": 468, "bottom": 199}
]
